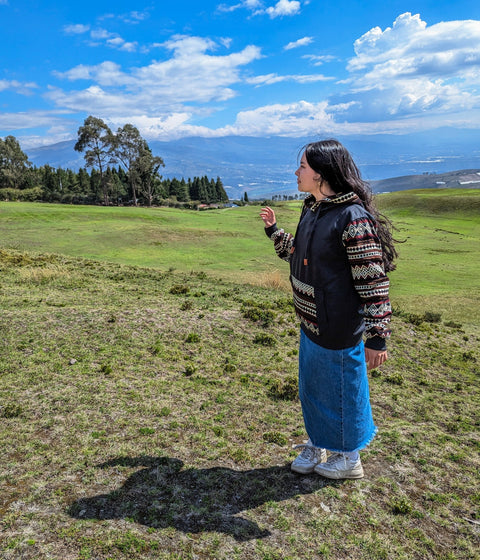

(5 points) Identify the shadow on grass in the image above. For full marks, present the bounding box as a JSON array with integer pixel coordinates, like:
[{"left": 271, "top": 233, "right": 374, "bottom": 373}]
[{"left": 67, "top": 455, "right": 338, "bottom": 541}]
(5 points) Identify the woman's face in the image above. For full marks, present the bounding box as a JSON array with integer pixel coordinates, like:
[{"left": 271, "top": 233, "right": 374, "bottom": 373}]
[{"left": 295, "top": 152, "right": 322, "bottom": 198}]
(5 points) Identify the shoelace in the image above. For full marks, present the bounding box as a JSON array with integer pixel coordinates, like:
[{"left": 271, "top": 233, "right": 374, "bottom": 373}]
[{"left": 293, "top": 444, "right": 317, "bottom": 461}]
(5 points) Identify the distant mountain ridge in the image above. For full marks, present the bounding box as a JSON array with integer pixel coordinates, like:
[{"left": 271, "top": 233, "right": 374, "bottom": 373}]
[
  {"left": 371, "top": 169, "right": 480, "bottom": 193},
  {"left": 26, "top": 129, "right": 480, "bottom": 199}
]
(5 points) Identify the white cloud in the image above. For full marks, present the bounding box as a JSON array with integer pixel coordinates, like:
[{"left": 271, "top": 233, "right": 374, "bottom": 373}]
[
  {"left": 340, "top": 13, "right": 480, "bottom": 122},
  {"left": 303, "top": 54, "right": 336, "bottom": 66},
  {"left": 217, "top": 0, "right": 262, "bottom": 13},
  {"left": 265, "top": 0, "right": 301, "bottom": 18},
  {"left": 121, "top": 10, "right": 149, "bottom": 24},
  {"left": 284, "top": 36, "right": 313, "bottom": 50},
  {"left": 0, "top": 79, "right": 38, "bottom": 94},
  {"left": 218, "top": 100, "right": 334, "bottom": 136},
  {"left": 246, "top": 73, "right": 332, "bottom": 85},
  {"left": 84, "top": 27, "right": 138, "bottom": 52},
  {"left": 217, "top": 0, "right": 301, "bottom": 18},
  {"left": 90, "top": 28, "right": 116, "bottom": 41},
  {"left": 48, "top": 36, "right": 262, "bottom": 116},
  {"left": 63, "top": 24, "right": 90, "bottom": 35},
  {"left": 0, "top": 110, "right": 72, "bottom": 133}
]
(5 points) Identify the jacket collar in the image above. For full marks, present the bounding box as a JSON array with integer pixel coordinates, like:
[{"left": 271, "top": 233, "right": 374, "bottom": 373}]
[{"left": 304, "top": 191, "right": 359, "bottom": 212}]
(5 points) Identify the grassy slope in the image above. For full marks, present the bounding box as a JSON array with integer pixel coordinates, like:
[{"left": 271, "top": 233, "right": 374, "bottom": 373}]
[
  {"left": 1, "top": 189, "right": 479, "bottom": 327},
  {"left": 0, "top": 191, "right": 479, "bottom": 559},
  {"left": 0, "top": 248, "right": 479, "bottom": 560}
]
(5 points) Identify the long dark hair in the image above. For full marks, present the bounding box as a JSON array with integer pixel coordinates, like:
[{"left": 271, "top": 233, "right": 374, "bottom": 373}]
[{"left": 304, "top": 139, "right": 398, "bottom": 272}]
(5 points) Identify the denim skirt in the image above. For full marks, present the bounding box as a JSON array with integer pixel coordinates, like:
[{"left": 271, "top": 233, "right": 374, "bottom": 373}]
[{"left": 298, "top": 330, "right": 377, "bottom": 453}]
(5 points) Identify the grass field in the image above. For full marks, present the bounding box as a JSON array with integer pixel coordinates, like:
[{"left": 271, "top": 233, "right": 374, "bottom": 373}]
[
  {"left": 1, "top": 188, "right": 479, "bottom": 326},
  {"left": 0, "top": 190, "right": 479, "bottom": 559}
]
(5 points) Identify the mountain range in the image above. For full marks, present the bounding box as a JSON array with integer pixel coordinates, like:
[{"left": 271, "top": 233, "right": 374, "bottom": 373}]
[{"left": 26, "top": 128, "right": 480, "bottom": 199}]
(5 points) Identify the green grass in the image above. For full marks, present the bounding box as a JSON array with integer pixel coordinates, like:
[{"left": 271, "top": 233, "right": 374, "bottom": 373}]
[
  {"left": 0, "top": 248, "right": 479, "bottom": 560},
  {"left": 1, "top": 189, "right": 479, "bottom": 327}
]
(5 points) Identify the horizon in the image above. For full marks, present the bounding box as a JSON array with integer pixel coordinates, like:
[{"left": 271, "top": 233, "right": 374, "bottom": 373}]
[{"left": 1, "top": 1, "right": 480, "bottom": 151}]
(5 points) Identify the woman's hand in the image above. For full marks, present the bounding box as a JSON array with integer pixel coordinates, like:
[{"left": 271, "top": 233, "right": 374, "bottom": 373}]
[
  {"left": 260, "top": 207, "right": 276, "bottom": 228},
  {"left": 365, "top": 348, "right": 388, "bottom": 371}
]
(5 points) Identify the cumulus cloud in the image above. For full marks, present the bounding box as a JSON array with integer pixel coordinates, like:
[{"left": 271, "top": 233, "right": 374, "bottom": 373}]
[
  {"left": 342, "top": 13, "right": 480, "bottom": 121},
  {"left": 63, "top": 23, "right": 90, "bottom": 35},
  {"left": 284, "top": 36, "right": 313, "bottom": 50},
  {"left": 265, "top": 0, "right": 301, "bottom": 18},
  {"left": 48, "top": 36, "right": 262, "bottom": 119},
  {"left": 218, "top": 100, "right": 335, "bottom": 136}
]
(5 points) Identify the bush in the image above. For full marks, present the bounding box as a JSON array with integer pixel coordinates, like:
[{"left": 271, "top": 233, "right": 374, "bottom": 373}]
[
  {"left": 390, "top": 496, "right": 413, "bottom": 515},
  {"left": 253, "top": 333, "right": 276, "bottom": 346},
  {"left": 241, "top": 304, "right": 275, "bottom": 326},
  {"left": 184, "top": 364, "right": 197, "bottom": 376},
  {"left": 269, "top": 376, "right": 298, "bottom": 401},
  {"left": 1, "top": 403, "right": 22, "bottom": 418},
  {"left": 424, "top": 311, "right": 442, "bottom": 323},
  {"left": 170, "top": 284, "right": 190, "bottom": 295},
  {"left": 263, "top": 431, "right": 288, "bottom": 446},
  {"left": 185, "top": 333, "right": 200, "bottom": 343}
]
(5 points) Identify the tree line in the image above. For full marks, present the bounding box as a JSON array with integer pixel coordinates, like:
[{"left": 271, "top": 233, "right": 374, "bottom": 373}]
[{"left": 0, "top": 117, "right": 228, "bottom": 207}]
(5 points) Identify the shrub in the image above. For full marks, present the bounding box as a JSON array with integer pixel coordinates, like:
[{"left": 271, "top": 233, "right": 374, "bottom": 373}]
[
  {"left": 390, "top": 496, "right": 413, "bottom": 515},
  {"left": 424, "top": 311, "right": 442, "bottom": 323},
  {"left": 269, "top": 376, "right": 298, "bottom": 401},
  {"left": 263, "top": 431, "right": 288, "bottom": 446},
  {"left": 185, "top": 332, "right": 200, "bottom": 343},
  {"left": 253, "top": 333, "right": 277, "bottom": 346},
  {"left": 444, "top": 320, "right": 463, "bottom": 329},
  {"left": 242, "top": 305, "right": 275, "bottom": 326},
  {"left": 1, "top": 403, "right": 22, "bottom": 418},
  {"left": 170, "top": 284, "right": 190, "bottom": 295},
  {"left": 406, "top": 313, "right": 424, "bottom": 326},
  {"left": 100, "top": 363, "right": 113, "bottom": 375},
  {"left": 385, "top": 372, "right": 404, "bottom": 385}
]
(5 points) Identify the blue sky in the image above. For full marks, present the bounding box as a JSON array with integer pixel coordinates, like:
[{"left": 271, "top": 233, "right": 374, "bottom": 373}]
[{"left": 1, "top": 0, "right": 480, "bottom": 148}]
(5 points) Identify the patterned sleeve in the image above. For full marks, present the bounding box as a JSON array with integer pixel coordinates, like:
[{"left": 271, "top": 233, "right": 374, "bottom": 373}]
[
  {"left": 264, "top": 224, "right": 294, "bottom": 262},
  {"left": 342, "top": 217, "right": 392, "bottom": 350}
]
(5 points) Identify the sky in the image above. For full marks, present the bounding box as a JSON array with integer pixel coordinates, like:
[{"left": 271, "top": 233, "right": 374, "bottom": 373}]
[{"left": 1, "top": 0, "right": 480, "bottom": 148}]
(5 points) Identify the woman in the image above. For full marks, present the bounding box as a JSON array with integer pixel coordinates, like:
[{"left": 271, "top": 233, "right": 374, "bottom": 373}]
[{"left": 260, "top": 139, "right": 396, "bottom": 479}]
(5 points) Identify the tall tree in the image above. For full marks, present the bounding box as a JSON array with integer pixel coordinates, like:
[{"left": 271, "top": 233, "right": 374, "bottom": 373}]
[
  {"left": 112, "top": 124, "right": 164, "bottom": 206},
  {"left": 215, "top": 177, "right": 228, "bottom": 202},
  {"left": 132, "top": 145, "right": 164, "bottom": 206},
  {"left": 0, "top": 135, "right": 31, "bottom": 189},
  {"left": 74, "top": 116, "right": 114, "bottom": 205}
]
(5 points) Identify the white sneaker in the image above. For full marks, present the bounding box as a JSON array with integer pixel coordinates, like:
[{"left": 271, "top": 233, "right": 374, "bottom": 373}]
[
  {"left": 314, "top": 452, "right": 364, "bottom": 479},
  {"left": 291, "top": 439, "right": 327, "bottom": 474}
]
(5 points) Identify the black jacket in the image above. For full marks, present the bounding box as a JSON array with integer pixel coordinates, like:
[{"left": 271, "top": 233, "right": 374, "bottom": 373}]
[{"left": 266, "top": 194, "right": 391, "bottom": 350}]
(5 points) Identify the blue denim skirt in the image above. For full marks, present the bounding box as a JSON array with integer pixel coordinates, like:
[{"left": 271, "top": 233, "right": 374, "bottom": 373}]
[{"left": 298, "top": 330, "right": 377, "bottom": 452}]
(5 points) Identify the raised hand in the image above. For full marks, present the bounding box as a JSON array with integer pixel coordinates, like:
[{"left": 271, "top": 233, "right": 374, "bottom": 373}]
[{"left": 260, "top": 207, "right": 276, "bottom": 228}]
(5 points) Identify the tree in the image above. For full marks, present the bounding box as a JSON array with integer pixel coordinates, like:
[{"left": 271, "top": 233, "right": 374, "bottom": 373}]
[
  {"left": 74, "top": 116, "right": 114, "bottom": 205},
  {"left": 215, "top": 177, "right": 228, "bottom": 202},
  {"left": 133, "top": 145, "right": 165, "bottom": 206},
  {"left": 244, "top": 192, "right": 249, "bottom": 203},
  {"left": 0, "top": 135, "right": 31, "bottom": 189},
  {"left": 112, "top": 124, "right": 164, "bottom": 206}
]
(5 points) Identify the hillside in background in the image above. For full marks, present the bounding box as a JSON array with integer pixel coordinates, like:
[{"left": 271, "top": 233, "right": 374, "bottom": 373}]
[
  {"left": 371, "top": 169, "right": 480, "bottom": 193},
  {"left": 25, "top": 128, "right": 480, "bottom": 200}
]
